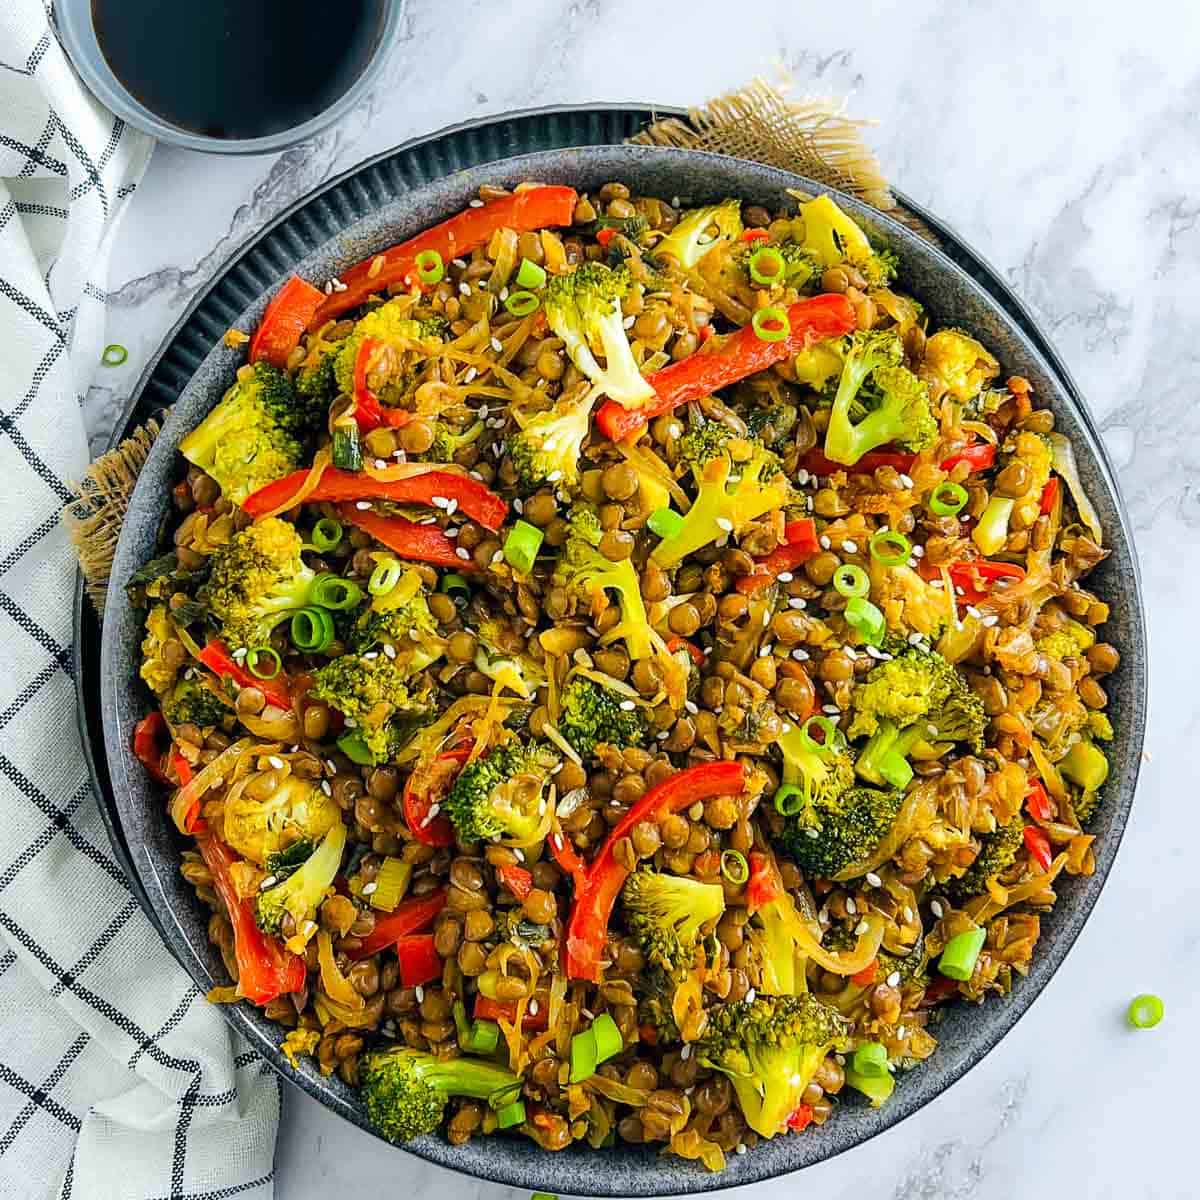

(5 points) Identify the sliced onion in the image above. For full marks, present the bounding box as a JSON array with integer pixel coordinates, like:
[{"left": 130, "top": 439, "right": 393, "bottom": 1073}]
[
  {"left": 317, "top": 930, "right": 363, "bottom": 1011},
  {"left": 586, "top": 1075, "right": 651, "bottom": 1107},
  {"left": 834, "top": 784, "right": 939, "bottom": 882},
  {"left": 1048, "top": 433, "right": 1103, "bottom": 546},
  {"left": 170, "top": 736, "right": 256, "bottom": 834},
  {"left": 965, "top": 853, "right": 1067, "bottom": 923},
  {"left": 961, "top": 419, "right": 999, "bottom": 445},
  {"left": 791, "top": 910, "right": 885, "bottom": 976},
  {"left": 238, "top": 707, "right": 301, "bottom": 741},
  {"left": 362, "top": 459, "right": 462, "bottom": 483},
  {"left": 615, "top": 439, "right": 692, "bottom": 512},
  {"left": 255, "top": 447, "right": 331, "bottom": 521}
]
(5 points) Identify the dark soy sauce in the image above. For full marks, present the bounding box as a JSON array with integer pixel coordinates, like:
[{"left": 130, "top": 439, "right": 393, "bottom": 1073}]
[{"left": 92, "top": 0, "right": 386, "bottom": 140}]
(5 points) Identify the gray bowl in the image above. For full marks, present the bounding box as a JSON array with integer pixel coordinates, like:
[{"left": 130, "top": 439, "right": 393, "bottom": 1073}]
[
  {"left": 53, "top": 0, "right": 405, "bottom": 155},
  {"left": 99, "top": 145, "right": 1146, "bottom": 1194}
]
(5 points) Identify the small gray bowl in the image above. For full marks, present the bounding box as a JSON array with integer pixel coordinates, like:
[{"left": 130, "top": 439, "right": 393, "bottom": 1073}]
[
  {"left": 100, "top": 145, "right": 1146, "bottom": 1193},
  {"left": 53, "top": 0, "right": 405, "bottom": 155}
]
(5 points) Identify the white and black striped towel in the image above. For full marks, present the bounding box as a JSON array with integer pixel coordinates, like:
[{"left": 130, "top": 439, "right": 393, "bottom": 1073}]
[{"left": 0, "top": 4, "right": 280, "bottom": 1197}]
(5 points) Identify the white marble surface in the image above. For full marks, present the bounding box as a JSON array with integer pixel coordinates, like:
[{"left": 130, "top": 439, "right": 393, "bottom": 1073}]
[{"left": 86, "top": 1, "right": 1198, "bottom": 1196}]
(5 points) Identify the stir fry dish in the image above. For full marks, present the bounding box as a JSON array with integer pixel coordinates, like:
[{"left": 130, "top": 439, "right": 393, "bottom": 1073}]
[{"left": 129, "top": 180, "right": 1117, "bottom": 1168}]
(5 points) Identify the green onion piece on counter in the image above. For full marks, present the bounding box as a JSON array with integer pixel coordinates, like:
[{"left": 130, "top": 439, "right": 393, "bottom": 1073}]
[
  {"left": 290, "top": 606, "right": 334, "bottom": 653},
  {"left": 414, "top": 249, "right": 444, "bottom": 285},
  {"left": 845, "top": 596, "right": 886, "bottom": 646},
  {"left": 516, "top": 258, "right": 547, "bottom": 289},
  {"left": 869, "top": 529, "right": 911, "bottom": 567},
  {"left": 336, "top": 730, "right": 375, "bottom": 766},
  {"left": 751, "top": 305, "right": 790, "bottom": 342},
  {"left": 1127, "top": 993, "right": 1164, "bottom": 1030},
  {"left": 773, "top": 783, "right": 805, "bottom": 816},
  {"left": 368, "top": 557, "right": 404, "bottom": 596},
  {"left": 851, "top": 1042, "right": 890, "bottom": 1079},
  {"left": 832, "top": 563, "right": 870, "bottom": 598},
  {"left": 748, "top": 246, "right": 786, "bottom": 286},
  {"left": 721, "top": 849, "right": 749, "bottom": 884},
  {"left": 310, "top": 573, "right": 363, "bottom": 610},
  {"left": 591, "top": 1012, "right": 623, "bottom": 1063},
  {"left": 647, "top": 508, "right": 685, "bottom": 540},
  {"left": 504, "top": 290, "right": 540, "bottom": 317},
  {"left": 569, "top": 1028, "right": 598, "bottom": 1083},
  {"left": 531, "top": 1193, "right": 559, "bottom": 1200},
  {"left": 311, "top": 518, "right": 343, "bottom": 553},
  {"left": 503, "top": 520, "right": 544, "bottom": 573},
  {"left": 441, "top": 572, "right": 472, "bottom": 602},
  {"left": 465, "top": 1019, "right": 502, "bottom": 1055},
  {"left": 938, "top": 927, "right": 987, "bottom": 981},
  {"left": 844, "top": 1065, "right": 895, "bottom": 1107},
  {"left": 929, "top": 480, "right": 969, "bottom": 516},
  {"left": 331, "top": 423, "right": 362, "bottom": 472},
  {"left": 799, "top": 714, "right": 838, "bottom": 757},
  {"left": 245, "top": 646, "right": 281, "bottom": 680},
  {"left": 101, "top": 343, "right": 128, "bottom": 367},
  {"left": 495, "top": 1100, "right": 527, "bottom": 1130},
  {"left": 879, "top": 751, "right": 914, "bottom": 790}
]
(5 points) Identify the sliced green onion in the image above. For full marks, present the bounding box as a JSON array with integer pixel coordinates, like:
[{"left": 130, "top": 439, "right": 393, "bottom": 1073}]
[
  {"left": 441, "top": 572, "right": 471, "bottom": 603},
  {"left": 368, "top": 557, "right": 404, "bottom": 596},
  {"left": 845, "top": 596, "right": 886, "bottom": 647},
  {"left": 869, "top": 530, "right": 911, "bottom": 567},
  {"left": 101, "top": 343, "right": 128, "bottom": 367},
  {"left": 531, "top": 1193, "right": 559, "bottom": 1200},
  {"left": 929, "top": 480, "right": 969, "bottom": 517},
  {"left": 465, "top": 1019, "right": 501, "bottom": 1054},
  {"left": 773, "top": 783, "right": 806, "bottom": 816},
  {"left": 1127, "top": 993, "right": 1164, "bottom": 1030},
  {"left": 845, "top": 1065, "right": 895, "bottom": 1107},
  {"left": 569, "top": 1028, "right": 598, "bottom": 1083},
  {"left": 452, "top": 999, "right": 471, "bottom": 1044},
  {"left": 748, "top": 246, "right": 786, "bottom": 286},
  {"left": 309, "top": 573, "right": 363, "bottom": 610},
  {"left": 720, "top": 849, "right": 749, "bottom": 884},
  {"left": 414, "top": 249, "right": 444, "bottom": 285},
  {"left": 290, "top": 606, "right": 334, "bottom": 653},
  {"left": 336, "top": 730, "right": 375, "bottom": 766},
  {"left": 832, "top": 563, "right": 869, "bottom": 598},
  {"left": 311, "top": 518, "right": 343, "bottom": 553},
  {"left": 245, "top": 646, "right": 281, "bottom": 680},
  {"left": 331, "top": 424, "right": 362, "bottom": 472},
  {"left": 504, "top": 290, "right": 540, "bottom": 317},
  {"left": 851, "top": 1042, "right": 890, "bottom": 1079},
  {"left": 516, "top": 258, "right": 547, "bottom": 289},
  {"left": 648, "top": 508, "right": 685, "bottom": 540},
  {"left": 591, "top": 1012, "right": 623, "bottom": 1063},
  {"left": 751, "top": 306, "right": 790, "bottom": 342},
  {"left": 503, "top": 520, "right": 544, "bottom": 573},
  {"left": 879, "top": 751, "right": 914, "bottom": 790},
  {"left": 495, "top": 1099, "right": 527, "bottom": 1129},
  {"left": 799, "top": 714, "right": 837, "bottom": 757},
  {"left": 938, "top": 926, "right": 986, "bottom": 981}
]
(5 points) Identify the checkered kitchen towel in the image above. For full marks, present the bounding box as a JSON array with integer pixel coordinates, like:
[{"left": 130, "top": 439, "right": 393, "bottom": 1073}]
[{"left": 0, "top": 4, "right": 280, "bottom": 1198}]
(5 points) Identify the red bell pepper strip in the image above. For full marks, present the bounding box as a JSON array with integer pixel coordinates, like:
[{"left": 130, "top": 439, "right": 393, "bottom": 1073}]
[
  {"left": 1023, "top": 826, "right": 1053, "bottom": 872},
  {"left": 548, "top": 831, "right": 589, "bottom": 891},
  {"left": 132, "top": 712, "right": 170, "bottom": 784},
  {"left": 245, "top": 466, "right": 507, "bottom": 531},
  {"left": 735, "top": 518, "right": 820, "bottom": 594},
  {"left": 170, "top": 751, "right": 204, "bottom": 833},
  {"left": 1025, "top": 780, "right": 1054, "bottom": 822},
  {"left": 850, "top": 959, "right": 879, "bottom": 987},
  {"left": 565, "top": 761, "right": 748, "bottom": 981},
  {"left": 197, "top": 640, "right": 292, "bottom": 712},
  {"left": 741, "top": 228, "right": 771, "bottom": 244},
  {"left": 497, "top": 864, "right": 533, "bottom": 900},
  {"left": 1039, "top": 477, "right": 1059, "bottom": 516},
  {"left": 474, "top": 994, "right": 550, "bottom": 1032},
  {"left": 309, "top": 186, "right": 579, "bottom": 327},
  {"left": 351, "top": 337, "right": 415, "bottom": 432},
  {"left": 249, "top": 275, "right": 326, "bottom": 368},
  {"left": 401, "top": 745, "right": 469, "bottom": 847},
  {"left": 596, "top": 294, "right": 856, "bottom": 442},
  {"left": 926, "top": 559, "right": 1025, "bottom": 606},
  {"left": 801, "top": 441, "right": 997, "bottom": 478},
  {"left": 347, "top": 888, "right": 447, "bottom": 960},
  {"left": 395, "top": 934, "right": 443, "bottom": 988},
  {"left": 941, "top": 442, "right": 996, "bottom": 473},
  {"left": 666, "top": 635, "right": 706, "bottom": 667},
  {"left": 196, "top": 834, "right": 306, "bottom": 1005},
  {"left": 595, "top": 227, "right": 616, "bottom": 249},
  {"left": 786, "top": 1104, "right": 814, "bottom": 1132},
  {"left": 338, "top": 505, "right": 477, "bottom": 571},
  {"left": 745, "top": 850, "right": 785, "bottom": 914}
]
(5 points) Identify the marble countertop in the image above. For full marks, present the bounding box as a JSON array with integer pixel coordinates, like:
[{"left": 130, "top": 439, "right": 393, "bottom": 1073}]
[{"left": 87, "top": 2, "right": 1196, "bottom": 1197}]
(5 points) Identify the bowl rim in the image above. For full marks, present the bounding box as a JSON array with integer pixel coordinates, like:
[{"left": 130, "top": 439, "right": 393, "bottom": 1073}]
[
  {"left": 94, "top": 128, "right": 1147, "bottom": 1192},
  {"left": 52, "top": 0, "right": 406, "bottom": 155}
]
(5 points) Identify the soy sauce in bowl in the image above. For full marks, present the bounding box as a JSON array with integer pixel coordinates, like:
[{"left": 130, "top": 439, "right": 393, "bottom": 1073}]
[{"left": 91, "top": 0, "right": 387, "bottom": 141}]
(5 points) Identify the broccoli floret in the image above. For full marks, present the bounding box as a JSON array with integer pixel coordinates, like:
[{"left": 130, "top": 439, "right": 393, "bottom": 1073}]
[
  {"left": 792, "top": 340, "right": 846, "bottom": 392},
  {"left": 780, "top": 785, "right": 906, "bottom": 881},
  {"left": 1036, "top": 619, "right": 1095, "bottom": 662},
  {"left": 256, "top": 820, "right": 347, "bottom": 936},
  {"left": 332, "top": 301, "right": 447, "bottom": 398},
  {"left": 650, "top": 441, "right": 789, "bottom": 569},
  {"left": 473, "top": 618, "right": 547, "bottom": 702},
  {"left": 744, "top": 855, "right": 827, "bottom": 996},
  {"left": 919, "top": 329, "right": 1000, "bottom": 403},
  {"left": 557, "top": 677, "right": 646, "bottom": 759},
  {"left": 588, "top": 214, "right": 651, "bottom": 242},
  {"left": 797, "top": 194, "right": 896, "bottom": 288},
  {"left": 309, "top": 652, "right": 433, "bottom": 761},
  {"left": 846, "top": 648, "right": 960, "bottom": 741},
  {"left": 823, "top": 331, "right": 935, "bottom": 467},
  {"left": 223, "top": 772, "right": 340, "bottom": 866},
  {"left": 444, "top": 740, "right": 557, "bottom": 845},
  {"left": 360, "top": 1046, "right": 522, "bottom": 1143},
  {"left": 944, "top": 815, "right": 1023, "bottom": 901},
  {"left": 777, "top": 722, "right": 856, "bottom": 809},
  {"left": 877, "top": 941, "right": 929, "bottom": 987},
  {"left": 200, "top": 517, "right": 316, "bottom": 649},
  {"left": 698, "top": 995, "right": 849, "bottom": 1138},
  {"left": 676, "top": 421, "right": 737, "bottom": 473},
  {"left": 162, "top": 677, "right": 227, "bottom": 729},
  {"left": 508, "top": 389, "right": 597, "bottom": 490},
  {"left": 140, "top": 604, "right": 181, "bottom": 695},
  {"left": 425, "top": 418, "right": 485, "bottom": 463},
  {"left": 636, "top": 963, "right": 684, "bottom": 1043},
  {"left": 264, "top": 838, "right": 315, "bottom": 881},
  {"left": 621, "top": 868, "right": 725, "bottom": 972},
  {"left": 544, "top": 263, "right": 653, "bottom": 408},
  {"left": 972, "top": 431, "right": 1053, "bottom": 556},
  {"left": 179, "top": 363, "right": 318, "bottom": 505},
  {"left": 555, "top": 534, "right": 654, "bottom": 662},
  {"left": 296, "top": 350, "right": 339, "bottom": 409},
  {"left": 351, "top": 583, "right": 441, "bottom": 659},
  {"left": 653, "top": 199, "right": 744, "bottom": 270}
]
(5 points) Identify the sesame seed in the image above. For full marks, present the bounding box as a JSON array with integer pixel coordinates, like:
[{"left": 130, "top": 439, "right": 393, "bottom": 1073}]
[
  {"left": 955, "top": 585, "right": 965, "bottom": 596},
  {"left": 445, "top": 527, "right": 459, "bottom": 538},
  {"left": 343, "top": 716, "right": 357, "bottom": 728},
  {"left": 657, "top": 730, "right": 671, "bottom": 740},
  {"left": 424, "top": 803, "right": 440, "bottom": 822},
  {"left": 267, "top": 755, "right": 284, "bottom": 770},
  {"left": 445, "top": 499, "right": 458, "bottom": 516},
  {"left": 762, "top": 609, "right": 771, "bottom": 627},
  {"left": 899, "top": 473, "right": 915, "bottom": 489},
  {"left": 788, "top": 597, "right": 807, "bottom": 609},
  {"left": 619, "top": 699, "right": 636, "bottom": 711},
  {"left": 911, "top": 544, "right": 925, "bottom": 558},
  {"left": 866, "top": 872, "right": 882, "bottom": 888},
  {"left": 356, "top": 500, "right": 371, "bottom": 510},
  {"left": 684, "top": 700, "right": 699, "bottom": 715},
  {"left": 688, "top": 802, "right": 704, "bottom": 820},
  {"left": 547, "top": 469, "right": 563, "bottom": 482},
  {"left": 819, "top": 535, "right": 831, "bottom": 549},
  {"left": 795, "top": 469, "right": 811, "bottom": 486},
  {"left": 528, "top": 998, "right": 539, "bottom": 1016},
  {"left": 259, "top": 875, "right": 277, "bottom": 890},
  {"left": 887, "top": 971, "right": 901, "bottom": 987},
  {"left": 361, "top": 881, "right": 378, "bottom": 895},
  {"left": 897, "top": 1025, "right": 907, "bottom": 1040},
  {"left": 513, "top": 847, "right": 525, "bottom": 862},
  {"left": 374, "top": 458, "right": 386, "bottom": 470},
  {"left": 455, "top": 547, "right": 471, "bottom": 560},
  {"left": 845, "top": 897, "right": 857, "bottom": 914},
  {"left": 468, "top": 198, "right": 484, "bottom": 208},
  {"left": 715, "top": 517, "right": 733, "bottom": 533},
  {"left": 791, "top": 648, "right": 810, "bottom": 661},
  {"left": 965, "top": 605, "right": 982, "bottom": 620},
  {"left": 842, "top": 539, "right": 858, "bottom": 554},
  {"left": 415, "top": 985, "right": 425, "bottom": 1002},
  {"left": 735, "top": 1144, "right": 747, "bottom": 1156},
  {"left": 232, "top": 647, "right": 247, "bottom": 661},
  {"left": 982, "top": 614, "right": 999, "bottom": 627},
  {"left": 835, "top": 1053, "right": 846, "bottom": 1066},
  {"left": 931, "top": 899, "right": 944, "bottom": 918},
  {"left": 499, "top": 287, "right": 509, "bottom": 301},
  {"left": 855, "top": 919, "right": 869, "bottom": 935},
  {"left": 622, "top": 314, "right": 636, "bottom": 329},
  {"left": 902, "top": 906, "right": 913, "bottom": 922},
  {"left": 581, "top": 1008, "right": 595, "bottom": 1021},
  {"left": 907, "top": 632, "right": 923, "bottom": 645},
  {"left": 777, "top": 571, "right": 793, "bottom": 583},
  {"left": 491, "top": 549, "right": 504, "bottom": 564},
  {"left": 513, "top": 499, "right": 524, "bottom": 513},
  {"left": 680, "top": 1044, "right": 692, "bottom": 1060},
  {"left": 822, "top": 704, "right": 841, "bottom": 715},
  {"left": 745, "top": 989, "right": 756, "bottom": 1004},
  {"left": 865, "top": 645, "right": 884, "bottom": 659},
  {"left": 758, "top": 641, "right": 773, "bottom": 658},
  {"left": 320, "top": 780, "right": 332, "bottom": 796},
  {"left": 930, "top": 579, "right": 944, "bottom": 589},
  {"left": 325, "top": 760, "right": 338, "bottom": 774},
  {"left": 463, "top": 368, "right": 478, "bottom": 385},
  {"left": 844, "top": 646, "right": 857, "bottom": 661},
  {"left": 806, "top": 828, "right": 819, "bottom": 839},
  {"left": 452, "top": 257, "right": 467, "bottom": 268}
]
